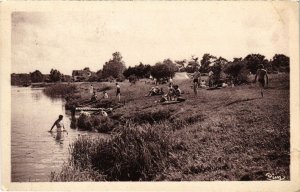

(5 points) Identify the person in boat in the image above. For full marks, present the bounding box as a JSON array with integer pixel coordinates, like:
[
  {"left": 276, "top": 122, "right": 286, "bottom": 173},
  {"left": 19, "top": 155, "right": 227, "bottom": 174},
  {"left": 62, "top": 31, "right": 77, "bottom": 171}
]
[
  {"left": 254, "top": 64, "right": 269, "bottom": 97},
  {"left": 49, "top": 115, "right": 68, "bottom": 141}
]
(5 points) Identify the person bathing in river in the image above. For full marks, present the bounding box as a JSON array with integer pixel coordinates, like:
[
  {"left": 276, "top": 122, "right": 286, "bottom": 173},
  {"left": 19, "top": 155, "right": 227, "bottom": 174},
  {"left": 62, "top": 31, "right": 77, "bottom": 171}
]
[
  {"left": 254, "top": 64, "right": 269, "bottom": 97},
  {"left": 49, "top": 115, "right": 68, "bottom": 142}
]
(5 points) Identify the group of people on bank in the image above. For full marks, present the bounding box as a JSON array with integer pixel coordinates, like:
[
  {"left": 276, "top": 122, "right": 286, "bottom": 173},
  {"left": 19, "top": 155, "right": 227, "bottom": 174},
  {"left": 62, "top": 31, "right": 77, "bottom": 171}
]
[{"left": 49, "top": 64, "right": 269, "bottom": 142}]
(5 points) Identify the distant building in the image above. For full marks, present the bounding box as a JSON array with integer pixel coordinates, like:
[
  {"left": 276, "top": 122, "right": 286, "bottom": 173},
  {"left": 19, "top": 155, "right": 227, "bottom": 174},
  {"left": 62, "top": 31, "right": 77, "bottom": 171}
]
[{"left": 72, "top": 67, "right": 93, "bottom": 82}]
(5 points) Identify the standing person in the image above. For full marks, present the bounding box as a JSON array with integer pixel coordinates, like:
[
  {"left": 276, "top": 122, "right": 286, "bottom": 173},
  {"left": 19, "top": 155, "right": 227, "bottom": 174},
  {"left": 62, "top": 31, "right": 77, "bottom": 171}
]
[
  {"left": 254, "top": 64, "right": 269, "bottom": 97},
  {"left": 89, "top": 84, "right": 94, "bottom": 95},
  {"left": 169, "top": 77, "right": 173, "bottom": 87},
  {"left": 116, "top": 83, "right": 121, "bottom": 102},
  {"left": 49, "top": 115, "right": 67, "bottom": 142},
  {"left": 208, "top": 70, "right": 214, "bottom": 87},
  {"left": 192, "top": 67, "right": 201, "bottom": 95}
]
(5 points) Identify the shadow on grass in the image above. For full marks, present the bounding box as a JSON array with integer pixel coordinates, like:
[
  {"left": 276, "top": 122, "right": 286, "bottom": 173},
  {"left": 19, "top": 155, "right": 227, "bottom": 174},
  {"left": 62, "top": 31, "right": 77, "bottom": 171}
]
[{"left": 224, "top": 98, "right": 260, "bottom": 106}]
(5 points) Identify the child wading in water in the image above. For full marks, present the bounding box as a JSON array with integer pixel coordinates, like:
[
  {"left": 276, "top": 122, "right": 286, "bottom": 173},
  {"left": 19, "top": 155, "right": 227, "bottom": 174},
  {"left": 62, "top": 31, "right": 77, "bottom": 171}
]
[
  {"left": 116, "top": 83, "right": 121, "bottom": 102},
  {"left": 254, "top": 64, "right": 269, "bottom": 97},
  {"left": 49, "top": 115, "right": 68, "bottom": 143}
]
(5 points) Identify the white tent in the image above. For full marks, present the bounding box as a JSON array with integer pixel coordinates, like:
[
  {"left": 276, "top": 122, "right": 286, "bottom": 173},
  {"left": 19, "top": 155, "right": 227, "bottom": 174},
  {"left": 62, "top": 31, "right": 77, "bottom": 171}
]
[{"left": 173, "top": 72, "right": 191, "bottom": 80}]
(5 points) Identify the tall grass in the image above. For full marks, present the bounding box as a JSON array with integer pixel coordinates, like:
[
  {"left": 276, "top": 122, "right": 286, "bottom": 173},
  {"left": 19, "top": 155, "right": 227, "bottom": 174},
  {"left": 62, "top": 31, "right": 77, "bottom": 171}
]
[
  {"left": 43, "top": 84, "right": 76, "bottom": 98},
  {"left": 51, "top": 123, "right": 176, "bottom": 181}
]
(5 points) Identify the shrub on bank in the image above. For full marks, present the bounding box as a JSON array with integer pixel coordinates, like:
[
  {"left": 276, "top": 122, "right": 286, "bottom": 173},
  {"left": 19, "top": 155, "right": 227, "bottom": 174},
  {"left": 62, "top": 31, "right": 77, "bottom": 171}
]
[
  {"left": 43, "top": 84, "right": 76, "bottom": 97},
  {"left": 77, "top": 112, "right": 114, "bottom": 133},
  {"left": 53, "top": 123, "right": 174, "bottom": 181}
]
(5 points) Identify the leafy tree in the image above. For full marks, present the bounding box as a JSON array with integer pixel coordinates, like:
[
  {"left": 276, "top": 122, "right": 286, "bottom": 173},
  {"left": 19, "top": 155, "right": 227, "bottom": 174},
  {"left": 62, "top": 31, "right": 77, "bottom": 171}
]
[
  {"left": 186, "top": 56, "right": 200, "bottom": 73},
  {"left": 128, "top": 74, "right": 138, "bottom": 83},
  {"left": 200, "top": 54, "right": 217, "bottom": 73},
  {"left": 150, "top": 59, "right": 177, "bottom": 80},
  {"left": 96, "top": 69, "right": 103, "bottom": 81},
  {"left": 210, "top": 57, "right": 228, "bottom": 82},
  {"left": 271, "top": 54, "right": 289, "bottom": 72},
  {"left": 49, "top": 69, "right": 62, "bottom": 82},
  {"left": 123, "top": 63, "right": 151, "bottom": 79},
  {"left": 102, "top": 52, "right": 126, "bottom": 80},
  {"left": 175, "top": 59, "right": 187, "bottom": 72},
  {"left": 224, "top": 58, "right": 249, "bottom": 84},
  {"left": 243, "top": 54, "right": 268, "bottom": 74},
  {"left": 123, "top": 66, "right": 135, "bottom": 79},
  {"left": 30, "top": 70, "right": 44, "bottom": 83}
]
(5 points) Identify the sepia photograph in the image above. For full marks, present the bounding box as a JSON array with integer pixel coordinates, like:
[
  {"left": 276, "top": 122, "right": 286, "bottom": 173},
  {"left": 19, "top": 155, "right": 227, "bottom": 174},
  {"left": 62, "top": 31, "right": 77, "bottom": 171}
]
[{"left": 1, "top": 1, "right": 299, "bottom": 191}]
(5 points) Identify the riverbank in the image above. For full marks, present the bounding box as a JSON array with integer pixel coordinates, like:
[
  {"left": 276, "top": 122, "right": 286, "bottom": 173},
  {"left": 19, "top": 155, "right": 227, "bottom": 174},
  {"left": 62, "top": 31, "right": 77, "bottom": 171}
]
[{"left": 50, "top": 73, "right": 290, "bottom": 181}]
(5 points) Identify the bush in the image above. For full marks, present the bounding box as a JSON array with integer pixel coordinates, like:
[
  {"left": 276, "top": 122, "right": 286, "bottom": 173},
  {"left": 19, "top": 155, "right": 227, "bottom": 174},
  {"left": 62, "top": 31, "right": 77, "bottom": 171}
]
[
  {"left": 77, "top": 113, "right": 115, "bottom": 133},
  {"left": 128, "top": 75, "right": 138, "bottom": 83},
  {"left": 77, "top": 112, "right": 93, "bottom": 131},
  {"left": 54, "top": 124, "right": 174, "bottom": 181}
]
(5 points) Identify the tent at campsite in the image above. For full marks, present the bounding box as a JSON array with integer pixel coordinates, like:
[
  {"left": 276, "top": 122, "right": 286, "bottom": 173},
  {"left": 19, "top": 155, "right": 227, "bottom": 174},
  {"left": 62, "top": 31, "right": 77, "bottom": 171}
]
[{"left": 173, "top": 72, "right": 191, "bottom": 81}]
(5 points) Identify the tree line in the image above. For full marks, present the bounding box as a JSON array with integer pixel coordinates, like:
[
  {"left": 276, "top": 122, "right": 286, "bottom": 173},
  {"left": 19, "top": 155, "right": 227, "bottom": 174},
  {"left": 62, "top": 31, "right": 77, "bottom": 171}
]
[{"left": 11, "top": 52, "right": 289, "bottom": 85}]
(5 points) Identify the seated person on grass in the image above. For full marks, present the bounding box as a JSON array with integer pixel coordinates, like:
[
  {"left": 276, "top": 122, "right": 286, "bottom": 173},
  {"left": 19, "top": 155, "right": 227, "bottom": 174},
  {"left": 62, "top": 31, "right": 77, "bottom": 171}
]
[
  {"left": 147, "top": 86, "right": 161, "bottom": 96},
  {"left": 173, "top": 85, "right": 181, "bottom": 97}
]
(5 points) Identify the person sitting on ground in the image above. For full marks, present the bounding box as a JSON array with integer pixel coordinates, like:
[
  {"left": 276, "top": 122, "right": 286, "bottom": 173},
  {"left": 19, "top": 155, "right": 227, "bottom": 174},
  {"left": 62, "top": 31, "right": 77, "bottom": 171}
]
[
  {"left": 100, "top": 109, "right": 108, "bottom": 117},
  {"left": 166, "top": 86, "right": 176, "bottom": 101},
  {"left": 103, "top": 91, "right": 109, "bottom": 99},
  {"left": 160, "top": 87, "right": 164, "bottom": 95},
  {"left": 173, "top": 85, "right": 181, "bottom": 98},
  {"left": 254, "top": 64, "right": 269, "bottom": 97},
  {"left": 148, "top": 86, "right": 161, "bottom": 96}
]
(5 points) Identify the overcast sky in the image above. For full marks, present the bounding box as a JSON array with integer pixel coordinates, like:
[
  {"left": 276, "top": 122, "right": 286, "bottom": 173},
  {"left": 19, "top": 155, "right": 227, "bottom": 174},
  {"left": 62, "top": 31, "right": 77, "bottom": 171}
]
[{"left": 12, "top": 2, "right": 290, "bottom": 75}]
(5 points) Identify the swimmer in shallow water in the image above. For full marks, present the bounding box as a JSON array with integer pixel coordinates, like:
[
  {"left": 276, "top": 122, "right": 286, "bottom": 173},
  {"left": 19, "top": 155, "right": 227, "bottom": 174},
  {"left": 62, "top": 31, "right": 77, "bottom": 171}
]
[{"left": 49, "top": 115, "right": 68, "bottom": 142}]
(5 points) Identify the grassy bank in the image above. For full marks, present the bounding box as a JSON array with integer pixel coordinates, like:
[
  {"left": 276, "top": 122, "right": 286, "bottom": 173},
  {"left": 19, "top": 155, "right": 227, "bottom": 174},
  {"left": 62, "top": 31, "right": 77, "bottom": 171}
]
[{"left": 51, "top": 73, "right": 290, "bottom": 181}]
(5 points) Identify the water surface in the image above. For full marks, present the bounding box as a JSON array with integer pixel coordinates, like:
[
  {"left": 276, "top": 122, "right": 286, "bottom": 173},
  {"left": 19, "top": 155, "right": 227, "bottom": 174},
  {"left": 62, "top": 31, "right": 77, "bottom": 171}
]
[{"left": 11, "top": 87, "right": 98, "bottom": 182}]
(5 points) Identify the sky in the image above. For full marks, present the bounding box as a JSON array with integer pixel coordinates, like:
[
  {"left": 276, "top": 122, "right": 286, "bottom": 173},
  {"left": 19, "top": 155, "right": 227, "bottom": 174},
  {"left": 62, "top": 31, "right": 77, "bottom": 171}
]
[{"left": 11, "top": 2, "right": 290, "bottom": 75}]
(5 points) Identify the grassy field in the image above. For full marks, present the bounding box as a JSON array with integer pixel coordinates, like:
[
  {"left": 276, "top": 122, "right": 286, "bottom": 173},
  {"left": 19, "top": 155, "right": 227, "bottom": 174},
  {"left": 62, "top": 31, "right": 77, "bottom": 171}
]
[{"left": 50, "top": 73, "right": 289, "bottom": 181}]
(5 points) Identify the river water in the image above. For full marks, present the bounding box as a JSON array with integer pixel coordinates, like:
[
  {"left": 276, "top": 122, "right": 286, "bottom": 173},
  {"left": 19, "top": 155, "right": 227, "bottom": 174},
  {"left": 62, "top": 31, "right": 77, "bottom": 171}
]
[{"left": 11, "top": 87, "right": 97, "bottom": 182}]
